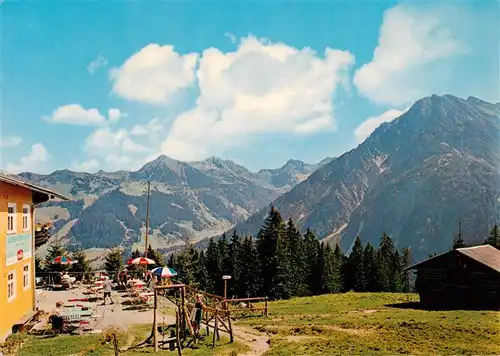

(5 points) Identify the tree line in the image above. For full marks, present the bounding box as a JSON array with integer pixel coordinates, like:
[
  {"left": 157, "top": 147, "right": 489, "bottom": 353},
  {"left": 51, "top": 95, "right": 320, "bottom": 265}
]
[
  {"left": 37, "top": 206, "right": 500, "bottom": 302},
  {"left": 168, "top": 207, "right": 413, "bottom": 300}
]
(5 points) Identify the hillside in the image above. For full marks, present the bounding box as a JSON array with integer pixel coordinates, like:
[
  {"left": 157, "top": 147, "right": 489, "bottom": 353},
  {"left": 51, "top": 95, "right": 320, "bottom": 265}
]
[
  {"left": 235, "top": 293, "right": 500, "bottom": 355},
  {"left": 22, "top": 156, "right": 330, "bottom": 253},
  {"left": 229, "top": 95, "right": 500, "bottom": 261}
]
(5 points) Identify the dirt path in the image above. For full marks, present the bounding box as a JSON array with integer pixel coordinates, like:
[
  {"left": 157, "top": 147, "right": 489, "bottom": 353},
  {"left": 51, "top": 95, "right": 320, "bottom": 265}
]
[
  {"left": 202, "top": 320, "right": 269, "bottom": 356},
  {"left": 232, "top": 325, "right": 270, "bottom": 356}
]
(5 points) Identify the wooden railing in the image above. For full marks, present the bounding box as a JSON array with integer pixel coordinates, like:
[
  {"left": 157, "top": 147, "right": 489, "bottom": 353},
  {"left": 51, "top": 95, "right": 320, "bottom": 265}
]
[{"left": 224, "top": 296, "right": 269, "bottom": 316}]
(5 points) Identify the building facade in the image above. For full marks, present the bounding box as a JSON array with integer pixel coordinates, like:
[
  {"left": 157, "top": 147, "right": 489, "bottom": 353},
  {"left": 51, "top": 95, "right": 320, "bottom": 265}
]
[{"left": 0, "top": 173, "right": 67, "bottom": 341}]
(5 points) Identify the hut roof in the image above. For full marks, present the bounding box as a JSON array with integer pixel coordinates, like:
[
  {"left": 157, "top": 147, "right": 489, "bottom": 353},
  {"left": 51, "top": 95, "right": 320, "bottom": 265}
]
[{"left": 407, "top": 245, "right": 500, "bottom": 274}]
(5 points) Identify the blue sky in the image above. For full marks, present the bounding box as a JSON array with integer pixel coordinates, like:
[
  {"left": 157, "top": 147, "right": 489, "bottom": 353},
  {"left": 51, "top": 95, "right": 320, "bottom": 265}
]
[{"left": 0, "top": 0, "right": 498, "bottom": 174}]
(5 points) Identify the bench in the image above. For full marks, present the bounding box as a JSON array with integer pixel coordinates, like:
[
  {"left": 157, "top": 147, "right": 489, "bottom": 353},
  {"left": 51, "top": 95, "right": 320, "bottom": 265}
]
[{"left": 12, "top": 311, "right": 39, "bottom": 333}]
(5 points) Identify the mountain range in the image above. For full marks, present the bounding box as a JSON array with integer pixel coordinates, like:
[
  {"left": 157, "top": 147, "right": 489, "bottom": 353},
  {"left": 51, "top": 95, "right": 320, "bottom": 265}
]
[
  {"left": 23, "top": 94, "right": 499, "bottom": 262},
  {"left": 227, "top": 95, "right": 500, "bottom": 261},
  {"left": 23, "top": 155, "right": 332, "bottom": 256}
]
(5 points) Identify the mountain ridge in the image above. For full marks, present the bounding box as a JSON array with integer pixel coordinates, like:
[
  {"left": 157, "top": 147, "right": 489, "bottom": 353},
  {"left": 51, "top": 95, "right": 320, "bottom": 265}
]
[
  {"left": 21, "top": 156, "right": 331, "bottom": 255},
  {"left": 225, "top": 94, "right": 500, "bottom": 261}
]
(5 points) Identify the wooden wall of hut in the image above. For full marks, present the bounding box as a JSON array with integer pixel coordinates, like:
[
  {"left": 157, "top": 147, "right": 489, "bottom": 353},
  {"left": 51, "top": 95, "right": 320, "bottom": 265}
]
[{"left": 414, "top": 251, "right": 500, "bottom": 310}]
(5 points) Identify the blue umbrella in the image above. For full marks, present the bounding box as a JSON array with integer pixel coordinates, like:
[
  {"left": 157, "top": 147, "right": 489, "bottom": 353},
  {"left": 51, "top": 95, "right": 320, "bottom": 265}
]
[{"left": 151, "top": 266, "right": 178, "bottom": 278}]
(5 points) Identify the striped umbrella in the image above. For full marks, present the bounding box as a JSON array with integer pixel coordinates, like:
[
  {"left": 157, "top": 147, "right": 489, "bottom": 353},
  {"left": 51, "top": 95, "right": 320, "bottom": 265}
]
[
  {"left": 126, "top": 257, "right": 156, "bottom": 265},
  {"left": 51, "top": 255, "right": 75, "bottom": 265},
  {"left": 151, "top": 266, "right": 177, "bottom": 278}
]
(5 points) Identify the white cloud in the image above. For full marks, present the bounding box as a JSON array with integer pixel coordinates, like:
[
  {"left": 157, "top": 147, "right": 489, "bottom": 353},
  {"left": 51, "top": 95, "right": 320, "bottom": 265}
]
[
  {"left": 354, "top": 108, "right": 407, "bottom": 143},
  {"left": 87, "top": 55, "right": 108, "bottom": 75},
  {"left": 43, "top": 104, "right": 127, "bottom": 126},
  {"left": 161, "top": 35, "right": 355, "bottom": 161},
  {"left": 70, "top": 159, "right": 99, "bottom": 173},
  {"left": 353, "top": 4, "right": 468, "bottom": 107},
  {"left": 110, "top": 44, "right": 198, "bottom": 104},
  {"left": 6, "top": 143, "right": 50, "bottom": 174},
  {"left": 108, "top": 108, "right": 127, "bottom": 123},
  {"left": 130, "top": 118, "right": 163, "bottom": 136},
  {"left": 0, "top": 136, "right": 22, "bottom": 148},
  {"left": 86, "top": 127, "right": 149, "bottom": 154},
  {"left": 83, "top": 127, "right": 152, "bottom": 171},
  {"left": 43, "top": 104, "right": 107, "bottom": 126}
]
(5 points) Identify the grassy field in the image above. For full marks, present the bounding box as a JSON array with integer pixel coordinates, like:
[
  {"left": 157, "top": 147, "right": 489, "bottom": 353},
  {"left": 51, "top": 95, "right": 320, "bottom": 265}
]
[
  {"left": 1, "top": 324, "right": 248, "bottom": 356},
  {"left": 235, "top": 292, "right": 500, "bottom": 355},
  {"left": 4, "top": 292, "right": 500, "bottom": 355}
]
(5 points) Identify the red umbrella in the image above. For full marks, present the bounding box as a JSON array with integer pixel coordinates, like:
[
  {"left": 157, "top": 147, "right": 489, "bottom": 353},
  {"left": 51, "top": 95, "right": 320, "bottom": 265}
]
[
  {"left": 51, "top": 255, "right": 76, "bottom": 265},
  {"left": 126, "top": 257, "right": 156, "bottom": 265}
]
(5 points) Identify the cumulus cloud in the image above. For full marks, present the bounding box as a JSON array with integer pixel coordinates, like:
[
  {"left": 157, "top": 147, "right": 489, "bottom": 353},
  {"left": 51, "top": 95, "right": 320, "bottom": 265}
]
[
  {"left": 160, "top": 35, "right": 355, "bottom": 161},
  {"left": 84, "top": 127, "right": 152, "bottom": 171},
  {"left": 110, "top": 44, "right": 198, "bottom": 104},
  {"left": 86, "top": 127, "right": 149, "bottom": 154},
  {"left": 6, "top": 143, "right": 50, "bottom": 174},
  {"left": 130, "top": 118, "right": 163, "bottom": 136},
  {"left": 87, "top": 55, "right": 108, "bottom": 75},
  {"left": 43, "top": 104, "right": 107, "bottom": 126},
  {"left": 353, "top": 4, "right": 469, "bottom": 107},
  {"left": 354, "top": 108, "right": 407, "bottom": 143},
  {"left": 0, "top": 136, "right": 22, "bottom": 148},
  {"left": 43, "top": 104, "right": 126, "bottom": 126},
  {"left": 70, "top": 158, "right": 100, "bottom": 173}
]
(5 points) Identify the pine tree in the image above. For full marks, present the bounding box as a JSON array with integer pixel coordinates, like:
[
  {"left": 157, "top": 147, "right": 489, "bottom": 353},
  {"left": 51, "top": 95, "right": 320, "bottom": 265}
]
[
  {"left": 131, "top": 249, "right": 141, "bottom": 258},
  {"left": 228, "top": 230, "right": 243, "bottom": 298},
  {"left": 452, "top": 220, "right": 466, "bottom": 249},
  {"left": 104, "top": 247, "right": 124, "bottom": 279},
  {"left": 285, "top": 218, "right": 308, "bottom": 297},
  {"left": 147, "top": 244, "right": 165, "bottom": 266},
  {"left": 238, "top": 236, "right": 261, "bottom": 297},
  {"left": 167, "top": 253, "right": 175, "bottom": 268},
  {"left": 195, "top": 251, "right": 210, "bottom": 291},
  {"left": 345, "top": 236, "right": 364, "bottom": 292},
  {"left": 362, "top": 243, "right": 377, "bottom": 292},
  {"left": 70, "top": 249, "right": 91, "bottom": 281},
  {"left": 390, "top": 249, "right": 402, "bottom": 292},
  {"left": 376, "top": 233, "right": 395, "bottom": 292},
  {"left": 400, "top": 247, "right": 412, "bottom": 292},
  {"left": 175, "top": 245, "right": 200, "bottom": 286},
  {"left": 217, "top": 233, "right": 231, "bottom": 295},
  {"left": 303, "top": 228, "right": 320, "bottom": 295},
  {"left": 257, "top": 206, "right": 287, "bottom": 299},
  {"left": 331, "top": 245, "right": 344, "bottom": 293},
  {"left": 320, "top": 242, "right": 339, "bottom": 293},
  {"left": 204, "top": 238, "right": 222, "bottom": 294},
  {"left": 487, "top": 224, "right": 500, "bottom": 249}
]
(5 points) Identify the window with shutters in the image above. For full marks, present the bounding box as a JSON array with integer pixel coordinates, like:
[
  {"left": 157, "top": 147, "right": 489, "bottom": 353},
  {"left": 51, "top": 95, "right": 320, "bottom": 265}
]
[
  {"left": 7, "top": 271, "right": 16, "bottom": 302},
  {"left": 23, "top": 204, "right": 30, "bottom": 232},
  {"left": 7, "top": 203, "right": 16, "bottom": 234},
  {"left": 23, "top": 265, "right": 30, "bottom": 290}
]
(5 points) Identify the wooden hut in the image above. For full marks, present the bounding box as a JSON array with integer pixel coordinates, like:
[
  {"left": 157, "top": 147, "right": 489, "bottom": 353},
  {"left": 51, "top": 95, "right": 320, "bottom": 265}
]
[{"left": 406, "top": 245, "right": 500, "bottom": 309}]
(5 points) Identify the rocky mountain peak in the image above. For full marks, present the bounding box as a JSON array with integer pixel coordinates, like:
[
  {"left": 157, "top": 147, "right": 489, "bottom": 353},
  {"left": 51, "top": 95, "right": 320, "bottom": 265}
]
[
  {"left": 229, "top": 94, "right": 499, "bottom": 261},
  {"left": 202, "top": 156, "right": 240, "bottom": 170}
]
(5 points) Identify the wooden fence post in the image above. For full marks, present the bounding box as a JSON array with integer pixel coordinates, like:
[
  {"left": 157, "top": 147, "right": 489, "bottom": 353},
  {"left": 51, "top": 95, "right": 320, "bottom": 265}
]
[
  {"left": 227, "top": 309, "right": 234, "bottom": 343},
  {"left": 153, "top": 288, "right": 158, "bottom": 352},
  {"left": 212, "top": 309, "right": 218, "bottom": 348}
]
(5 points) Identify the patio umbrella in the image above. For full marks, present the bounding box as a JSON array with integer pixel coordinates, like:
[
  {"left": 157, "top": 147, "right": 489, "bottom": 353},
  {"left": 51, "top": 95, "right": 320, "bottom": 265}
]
[
  {"left": 126, "top": 257, "right": 156, "bottom": 265},
  {"left": 151, "top": 266, "right": 177, "bottom": 278},
  {"left": 51, "top": 255, "right": 76, "bottom": 265}
]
